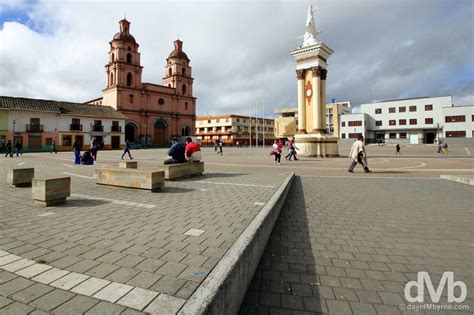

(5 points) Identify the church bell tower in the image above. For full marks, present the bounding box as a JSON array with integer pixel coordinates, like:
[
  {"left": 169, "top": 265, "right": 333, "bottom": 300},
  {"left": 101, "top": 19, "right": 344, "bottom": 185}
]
[{"left": 163, "top": 39, "right": 194, "bottom": 97}]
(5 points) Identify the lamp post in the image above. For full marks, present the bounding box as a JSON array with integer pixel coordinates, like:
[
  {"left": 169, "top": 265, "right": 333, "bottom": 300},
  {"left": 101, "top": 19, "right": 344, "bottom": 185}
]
[{"left": 12, "top": 119, "right": 16, "bottom": 142}]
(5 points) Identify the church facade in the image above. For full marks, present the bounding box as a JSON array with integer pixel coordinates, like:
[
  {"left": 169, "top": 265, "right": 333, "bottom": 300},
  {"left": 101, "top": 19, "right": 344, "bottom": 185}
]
[{"left": 88, "top": 19, "right": 196, "bottom": 147}]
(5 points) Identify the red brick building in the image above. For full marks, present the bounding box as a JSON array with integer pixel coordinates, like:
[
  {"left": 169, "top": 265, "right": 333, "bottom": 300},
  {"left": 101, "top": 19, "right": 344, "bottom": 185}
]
[{"left": 88, "top": 19, "right": 196, "bottom": 147}]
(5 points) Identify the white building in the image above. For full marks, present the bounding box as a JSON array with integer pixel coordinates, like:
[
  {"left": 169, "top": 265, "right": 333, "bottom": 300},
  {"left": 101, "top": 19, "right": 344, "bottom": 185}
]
[{"left": 340, "top": 96, "right": 474, "bottom": 144}]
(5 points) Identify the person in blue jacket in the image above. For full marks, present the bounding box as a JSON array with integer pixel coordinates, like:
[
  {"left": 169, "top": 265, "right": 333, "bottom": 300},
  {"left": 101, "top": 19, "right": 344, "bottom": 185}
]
[{"left": 164, "top": 138, "right": 186, "bottom": 164}]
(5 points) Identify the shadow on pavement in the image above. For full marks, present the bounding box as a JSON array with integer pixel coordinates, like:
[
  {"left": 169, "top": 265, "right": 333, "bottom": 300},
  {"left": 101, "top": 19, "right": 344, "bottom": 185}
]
[
  {"left": 160, "top": 187, "right": 195, "bottom": 193},
  {"left": 61, "top": 199, "right": 109, "bottom": 207},
  {"left": 239, "top": 176, "right": 323, "bottom": 313}
]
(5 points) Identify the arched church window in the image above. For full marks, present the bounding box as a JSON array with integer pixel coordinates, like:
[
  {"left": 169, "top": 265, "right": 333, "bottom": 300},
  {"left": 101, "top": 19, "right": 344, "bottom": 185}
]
[
  {"left": 181, "top": 126, "right": 191, "bottom": 137},
  {"left": 127, "top": 53, "right": 132, "bottom": 63},
  {"left": 182, "top": 68, "right": 186, "bottom": 76},
  {"left": 185, "top": 102, "right": 188, "bottom": 110},
  {"left": 158, "top": 98, "right": 165, "bottom": 105},
  {"left": 111, "top": 53, "right": 115, "bottom": 62},
  {"left": 168, "top": 68, "right": 172, "bottom": 76},
  {"left": 129, "top": 94, "right": 134, "bottom": 104},
  {"left": 127, "top": 73, "right": 133, "bottom": 87},
  {"left": 182, "top": 84, "right": 187, "bottom": 95},
  {"left": 110, "top": 73, "right": 114, "bottom": 86},
  {"left": 168, "top": 84, "right": 171, "bottom": 88}
]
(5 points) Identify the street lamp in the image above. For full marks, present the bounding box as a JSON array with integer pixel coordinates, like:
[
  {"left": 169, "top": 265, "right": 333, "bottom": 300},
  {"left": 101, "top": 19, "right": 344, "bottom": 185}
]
[{"left": 12, "top": 119, "right": 16, "bottom": 142}]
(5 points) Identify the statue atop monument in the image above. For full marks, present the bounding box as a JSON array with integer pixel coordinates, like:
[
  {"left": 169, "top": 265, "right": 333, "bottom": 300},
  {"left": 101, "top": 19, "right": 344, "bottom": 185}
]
[{"left": 302, "top": 5, "right": 321, "bottom": 47}]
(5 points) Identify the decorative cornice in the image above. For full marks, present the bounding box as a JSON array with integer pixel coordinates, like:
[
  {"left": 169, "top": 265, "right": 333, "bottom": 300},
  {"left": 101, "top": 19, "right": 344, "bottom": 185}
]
[
  {"left": 312, "top": 66, "right": 323, "bottom": 78},
  {"left": 296, "top": 70, "right": 305, "bottom": 80}
]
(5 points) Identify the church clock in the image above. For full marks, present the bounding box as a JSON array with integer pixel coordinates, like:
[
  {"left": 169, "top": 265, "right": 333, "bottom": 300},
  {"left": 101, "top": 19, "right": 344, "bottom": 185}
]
[{"left": 305, "top": 80, "right": 312, "bottom": 103}]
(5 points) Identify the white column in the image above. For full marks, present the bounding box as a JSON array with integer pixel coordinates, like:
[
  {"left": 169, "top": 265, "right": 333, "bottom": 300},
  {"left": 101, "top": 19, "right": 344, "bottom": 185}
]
[
  {"left": 296, "top": 70, "right": 306, "bottom": 132},
  {"left": 312, "top": 68, "right": 321, "bottom": 132}
]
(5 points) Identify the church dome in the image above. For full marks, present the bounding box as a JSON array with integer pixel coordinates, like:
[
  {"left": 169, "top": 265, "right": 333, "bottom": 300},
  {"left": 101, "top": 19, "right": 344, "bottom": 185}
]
[
  {"left": 112, "top": 32, "right": 136, "bottom": 44},
  {"left": 168, "top": 39, "right": 189, "bottom": 61}
]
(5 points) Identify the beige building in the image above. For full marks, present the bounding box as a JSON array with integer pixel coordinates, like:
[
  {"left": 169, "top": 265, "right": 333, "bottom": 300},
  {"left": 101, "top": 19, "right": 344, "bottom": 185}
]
[
  {"left": 274, "top": 102, "right": 350, "bottom": 138},
  {"left": 196, "top": 115, "right": 275, "bottom": 146}
]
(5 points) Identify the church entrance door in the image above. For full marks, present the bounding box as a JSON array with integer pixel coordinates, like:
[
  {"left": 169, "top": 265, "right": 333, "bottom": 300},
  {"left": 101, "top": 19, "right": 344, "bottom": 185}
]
[
  {"left": 154, "top": 120, "right": 167, "bottom": 147},
  {"left": 125, "top": 124, "right": 135, "bottom": 143}
]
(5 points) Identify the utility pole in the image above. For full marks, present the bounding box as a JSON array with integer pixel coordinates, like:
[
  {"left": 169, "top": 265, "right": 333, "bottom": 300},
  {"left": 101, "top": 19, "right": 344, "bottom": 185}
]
[
  {"left": 249, "top": 106, "right": 252, "bottom": 147},
  {"left": 262, "top": 97, "right": 265, "bottom": 148}
]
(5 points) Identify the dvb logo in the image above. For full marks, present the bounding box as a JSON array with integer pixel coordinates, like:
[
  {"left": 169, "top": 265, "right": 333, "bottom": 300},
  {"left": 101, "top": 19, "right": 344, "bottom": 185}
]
[{"left": 404, "top": 272, "right": 467, "bottom": 303}]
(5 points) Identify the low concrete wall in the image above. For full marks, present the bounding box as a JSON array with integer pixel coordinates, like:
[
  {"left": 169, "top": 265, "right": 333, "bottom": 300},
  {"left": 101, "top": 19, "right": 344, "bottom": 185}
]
[
  {"left": 94, "top": 168, "right": 164, "bottom": 192},
  {"left": 119, "top": 161, "right": 138, "bottom": 169},
  {"left": 7, "top": 168, "right": 34, "bottom": 187},
  {"left": 163, "top": 162, "right": 204, "bottom": 180},
  {"left": 32, "top": 177, "right": 71, "bottom": 207},
  {"left": 178, "top": 172, "right": 295, "bottom": 315}
]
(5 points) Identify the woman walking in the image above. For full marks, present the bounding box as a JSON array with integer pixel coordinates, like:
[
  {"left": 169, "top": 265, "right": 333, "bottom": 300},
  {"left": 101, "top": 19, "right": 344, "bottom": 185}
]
[
  {"left": 271, "top": 139, "right": 282, "bottom": 165},
  {"left": 73, "top": 140, "right": 81, "bottom": 165}
]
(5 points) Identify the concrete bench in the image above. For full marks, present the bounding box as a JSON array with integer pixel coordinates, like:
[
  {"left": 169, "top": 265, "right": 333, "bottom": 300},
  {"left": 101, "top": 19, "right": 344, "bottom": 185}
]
[
  {"left": 119, "top": 161, "right": 137, "bottom": 169},
  {"left": 32, "top": 177, "right": 71, "bottom": 207},
  {"left": 163, "top": 161, "right": 204, "bottom": 180},
  {"left": 94, "top": 168, "right": 164, "bottom": 192},
  {"left": 7, "top": 168, "right": 34, "bottom": 187}
]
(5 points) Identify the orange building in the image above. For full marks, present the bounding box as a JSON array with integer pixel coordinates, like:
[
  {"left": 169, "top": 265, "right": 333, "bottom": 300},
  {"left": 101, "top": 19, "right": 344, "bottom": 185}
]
[
  {"left": 195, "top": 115, "right": 275, "bottom": 146},
  {"left": 88, "top": 19, "right": 196, "bottom": 147}
]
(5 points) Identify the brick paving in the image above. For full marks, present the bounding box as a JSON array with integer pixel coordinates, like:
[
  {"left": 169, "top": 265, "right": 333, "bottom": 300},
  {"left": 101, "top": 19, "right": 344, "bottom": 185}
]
[
  {"left": 0, "top": 147, "right": 472, "bottom": 314},
  {"left": 239, "top": 175, "right": 473, "bottom": 314}
]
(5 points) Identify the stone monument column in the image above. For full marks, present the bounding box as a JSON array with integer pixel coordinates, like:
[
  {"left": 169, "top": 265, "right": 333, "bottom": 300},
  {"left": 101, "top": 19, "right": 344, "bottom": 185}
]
[
  {"left": 296, "top": 70, "right": 306, "bottom": 133},
  {"left": 312, "top": 66, "right": 322, "bottom": 133},
  {"left": 320, "top": 69, "right": 327, "bottom": 132}
]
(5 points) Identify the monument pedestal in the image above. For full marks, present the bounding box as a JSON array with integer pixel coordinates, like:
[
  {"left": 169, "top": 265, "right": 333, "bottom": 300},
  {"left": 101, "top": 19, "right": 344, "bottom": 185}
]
[{"left": 295, "top": 133, "right": 338, "bottom": 157}]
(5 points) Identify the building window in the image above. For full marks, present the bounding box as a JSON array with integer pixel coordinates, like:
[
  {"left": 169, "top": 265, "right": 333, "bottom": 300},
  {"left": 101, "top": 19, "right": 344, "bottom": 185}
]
[
  {"left": 168, "top": 68, "right": 172, "bottom": 76},
  {"left": 409, "top": 119, "right": 417, "bottom": 125},
  {"left": 446, "top": 131, "right": 466, "bottom": 138},
  {"left": 225, "top": 118, "right": 229, "bottom": 122},
  {"left": 399, "top": 106, "right": 406, "bottom": 112},
  {"left": 389, "top": 133, "right": 396, "bottom": 139},
  {"left": 445, "top": 115, "right": 465, "bottom": 123},
  {"left": 400, "top": 132, "right": 407, "bottom": 139},
  {"left": 375, "top": 108, "right": 382, "bottom": 114},
  {"left": 62, "top": 135, "right": 72, "bottom": 147},
  {"left": 425, "top": 104, "right": 433, "bottom": 111},
  {"left": 126, "top": 53, "right": 132, "bottom": 63},
  {"left": 349, "top": 133, "right": 362, "bottom": 138},
  {"left": 216, "top": 119, "right": 220, "bottom": 123},
  {"left": 181, "top": 126, "right": 191, "bottom": 137},
  {"left": 110, "top": 73, "right": 114, "bottom": 86},
  {"left": 129, "top": 94, "right": 134, "bottom": 104},
  {"left": 207, "top": 120, "right": 211, "bottom": 124},
  {"left": 389, "top": 107, "right": 396, "bottom": 113},
  {"left": 342, "top": 133, "right": 346, "bottom": 139},
  {"left": 409, "top": 106, "right": 417, "bottom": 112},
  {"left": 237, "top": 119, "right": 240, "bottom": 122},
  {"left": 389, "top": 120, "right": 396, "bottom": 126},
  {"left": 127, "top": 73, "right": 133, "bottom": 86},
  {"left": 182, "top": 84, "right": 187, "bottom": 95},
  {"left": 185, "top": 102, "right": 188, "bottom": 110},
  {"left": 348, "top": 121, "right": 362, "bottom": 127},
  {"left": 158, "top": 98, "right": 165, "bottom": 105},
  {"left": 341, "top": 121, "right": 345, "bottom": 127},
  {"left": 45, "top": 138, "right": 53, "bottom": 146},
  {"left": 472, "top": 115, "right": 474, "bottom": 121},
  {"left": 182, "top": 68, "right": 186, "bottom": 76},
  {"left": 425, "top": 118, "right": 433, "bottom": 124},
  {"left": 375, "top": 121, "right": 382, "bottom": 126},
  {"left": 399, "top": 119, "right": 406, "bottom": 125}
]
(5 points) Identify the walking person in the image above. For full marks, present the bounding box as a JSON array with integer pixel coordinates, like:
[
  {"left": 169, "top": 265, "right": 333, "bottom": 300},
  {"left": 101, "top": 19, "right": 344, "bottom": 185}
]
[
  {"left": 14, "top": 140, "right": 22, "bottom": 157},
  {"left": 271, "top": 139, "right": 282, "bottom": 165},
  {"left": 121, "top": 140, "right": 133, "bottom": 160},
  {"left": 285, "top": 137, "right": 299, "bottom": 161},
  {"left": 73, "top": 139, "right": 81, "bottom": 165},
  {"left": 90, "top": 137, "right": 99, "bottom": 161},
  {"left": 5, "top": 140, "right": 12, "bottom": 157},
  {"left": 348, "top": 135, "right": 371, "bottom": 173},
  {"left": 217, "top": 140, "right": 223, "bottom": 155},
  {"left": 395, "top": 144, "right": 401, "bottom": 155},
  {"left": 214, "top": 140, "right": 218, "bottom": 152},
  {"left": 51, "top": 140, "right": 58, "bottom": 154},
  {"left": 442, "top": 142, "right": 448, "bottom": 155}
]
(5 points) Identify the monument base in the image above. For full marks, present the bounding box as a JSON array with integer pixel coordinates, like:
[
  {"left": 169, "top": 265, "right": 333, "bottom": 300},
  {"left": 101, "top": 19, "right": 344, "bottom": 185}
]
[{"left": 294, "top": 134, "right": 339, "bottom": 157}]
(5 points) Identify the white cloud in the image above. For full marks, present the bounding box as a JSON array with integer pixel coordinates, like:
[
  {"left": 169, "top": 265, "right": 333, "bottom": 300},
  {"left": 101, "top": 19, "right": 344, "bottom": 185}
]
[{"left": 0, "top": 0, "right": 472, "bottom": 116}]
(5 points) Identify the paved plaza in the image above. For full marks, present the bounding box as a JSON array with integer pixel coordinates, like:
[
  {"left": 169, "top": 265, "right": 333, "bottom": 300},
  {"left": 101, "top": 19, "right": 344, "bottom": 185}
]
[{"left": 0, "top": 147, "right": 472, "bottom": 314}]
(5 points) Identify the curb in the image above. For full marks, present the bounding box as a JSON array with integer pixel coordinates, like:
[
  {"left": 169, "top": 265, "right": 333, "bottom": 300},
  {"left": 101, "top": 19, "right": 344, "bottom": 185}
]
[
  {"left": 178, "top": 172, "right": 295, "bottom": 315},
  {"left": 440, "top": 175, "right": 474, "bottom": 186}
]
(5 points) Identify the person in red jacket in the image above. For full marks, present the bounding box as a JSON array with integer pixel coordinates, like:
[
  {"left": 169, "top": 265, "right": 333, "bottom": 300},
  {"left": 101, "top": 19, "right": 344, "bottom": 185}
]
[{"left": 185, "top": 137, "right": 202, "bottom": 162}]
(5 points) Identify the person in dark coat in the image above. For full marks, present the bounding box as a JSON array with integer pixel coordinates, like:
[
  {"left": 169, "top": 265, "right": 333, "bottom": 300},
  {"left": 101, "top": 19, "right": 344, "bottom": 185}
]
[
  {"left": 14, "top": 140, "right": 22, "bottom": 157},
  {"left": 121, "top": 140, "right": 133, "bottom": 160},
  {"left": 73, "top": 140, "right": 81, "bottom": 165},
  {"left": 164, "top": 138, "right": 186, "bottom": 164},
  {"left": 4, "top": 140, "right": 12, "bottom": 157}
]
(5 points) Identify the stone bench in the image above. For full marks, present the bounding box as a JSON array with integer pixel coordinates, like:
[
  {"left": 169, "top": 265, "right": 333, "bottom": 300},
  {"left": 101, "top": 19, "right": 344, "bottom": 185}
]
[
  {"left": 32, "top": 177, "right": 71, "bottom": 207},
  {"left": 163, "top": 161, "right": 204, "bottom": 180},
  {"left": 7, "top": 168, "right": 34, "bottom": 187},
  {"left": 94, "top": 168, "right": 164, "bottom": 192},
  {"left": 119, "top": 161, "right": 137, "bottom": 169}
]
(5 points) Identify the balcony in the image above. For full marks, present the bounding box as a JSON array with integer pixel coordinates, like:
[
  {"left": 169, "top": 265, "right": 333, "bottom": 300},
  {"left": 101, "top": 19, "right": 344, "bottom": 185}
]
[
  {"left": 111, "top": 125, "right": 122, "bottom": 132},
  {"left": 26, "top": 124, "right": 43, "bottom": 133},
  {"left": 70, "top": 124, "right": 83, "bottom": 131},
  {"left": 92, "top": 125, "right": 103, "bottom": 132}
]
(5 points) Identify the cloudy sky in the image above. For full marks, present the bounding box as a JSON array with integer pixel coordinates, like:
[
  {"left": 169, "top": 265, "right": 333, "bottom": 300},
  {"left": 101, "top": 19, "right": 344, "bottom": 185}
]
[{"left": 1, "top": 0, "right": 473, "bottom": 117}]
